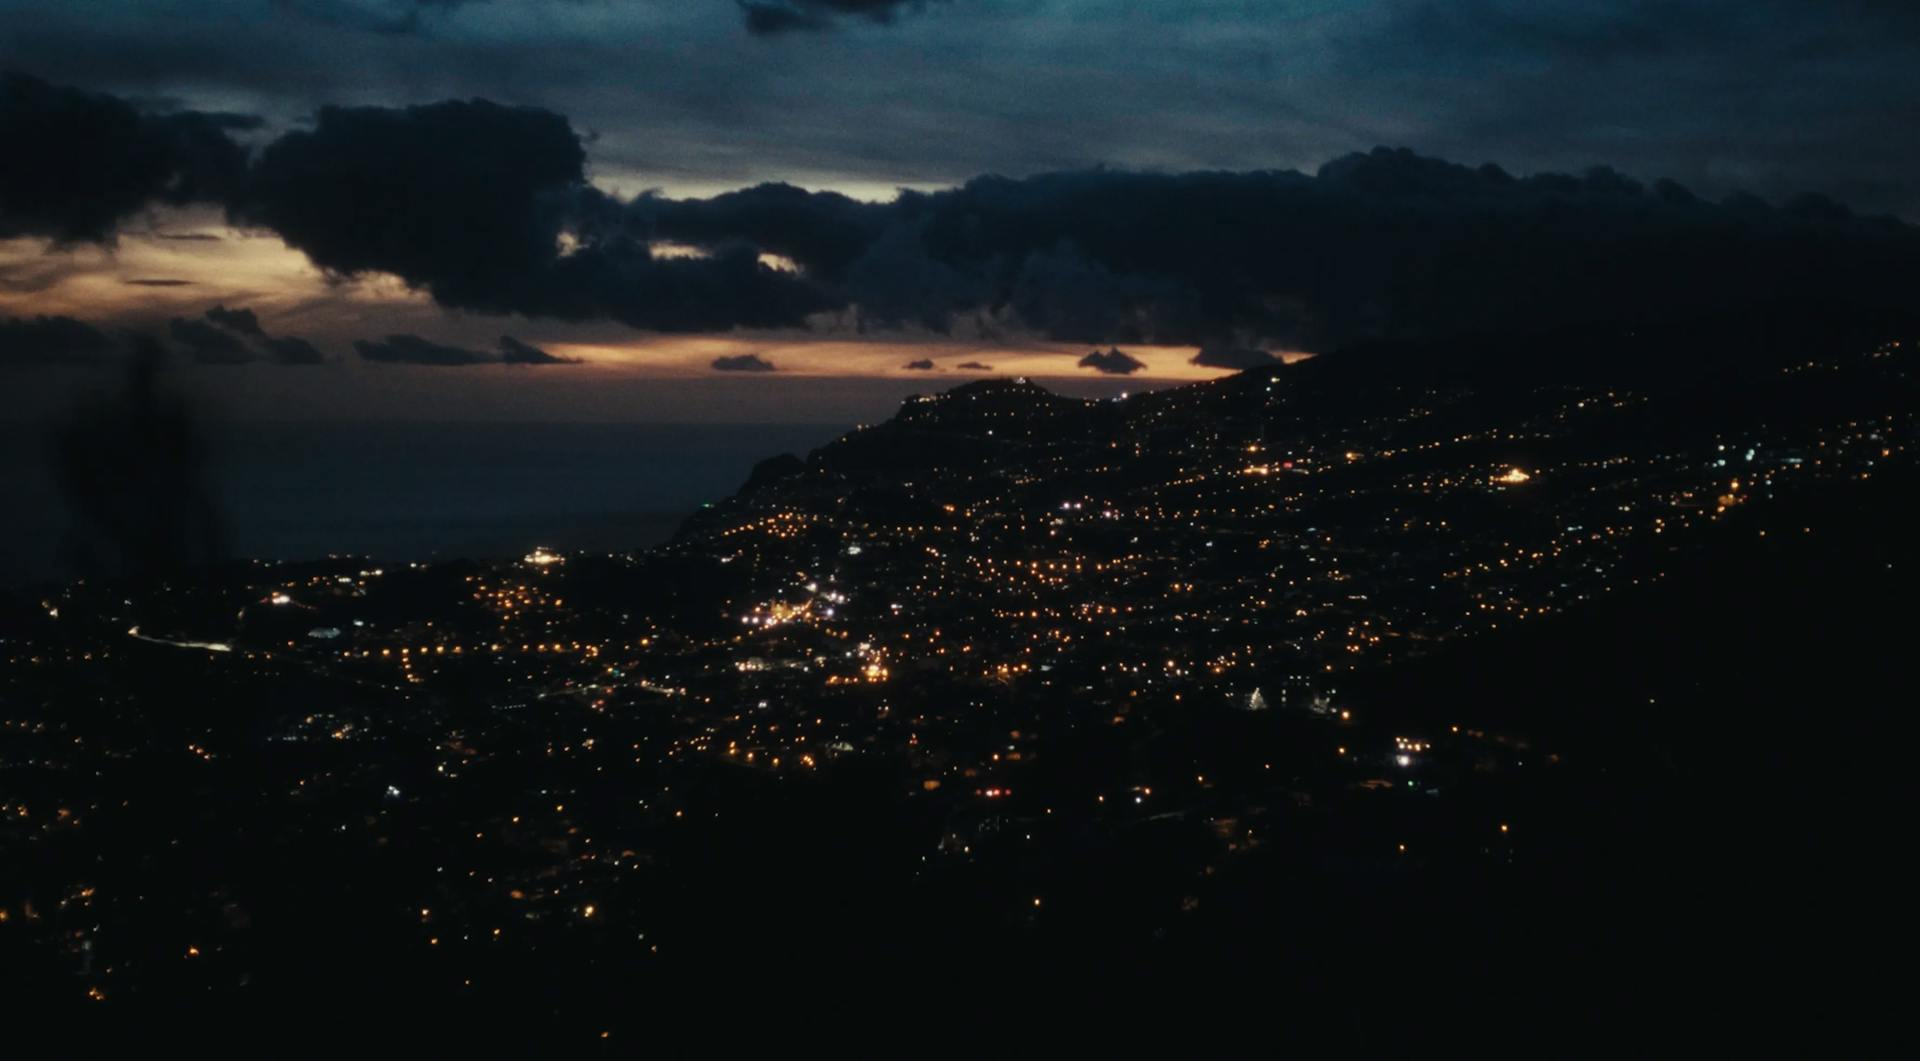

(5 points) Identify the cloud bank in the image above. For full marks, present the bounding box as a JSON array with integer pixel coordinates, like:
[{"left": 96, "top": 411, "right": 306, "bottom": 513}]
[
  {"left": 9, "top": 74, "right": 1920, "bottom": 358},
  {"left": 172, "top": 305, "right": 326, "bottom": 365},
  {"left": 1, "top": 72, "right": 253, "bottom": 242},
  {"left": 712, "top": 352, "right": 777, "bottom": 372},
  {"left": 355, "top": 333, "right": 492, "bottom": 366},
  {"left": 1078, "top": 348, "right": 1145, "bottom": 375},
  {"left": 497, "top": 335, "right": 576, "bottom": 365}
]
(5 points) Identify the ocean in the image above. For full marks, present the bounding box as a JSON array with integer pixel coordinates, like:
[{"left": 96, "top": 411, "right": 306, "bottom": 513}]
[{"left": 3, "top": 420, "right": 849, "bottom": 586}]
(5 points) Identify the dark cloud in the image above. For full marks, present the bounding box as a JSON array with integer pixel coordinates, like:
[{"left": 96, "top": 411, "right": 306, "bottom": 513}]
[
  {"left": 902, "top": 358, "right": 936, "bottom": 370},
  {"left": 124, "top": 278, "right": 195, "bottom": 286},
  {"left": 186, "top": 304, "right": 327, "bottom": 365},
  {"left": 239, "top": 98, "right": 584, "bottom": 304},
  {"left": 1077, "top": 347, "right": 1145, "bottom": 375},
  {"left": 498, "top": 335, "right": 578, "bottom": 365},
  {"left": 954, "top": 361, "right": 991, "bottom": 371},
  {"left": 835, "top": 218, "right": 990, "bottom": 333},
  {"left": 654, "top": 149, "right": 1920, "bottom": 350},
  {"left": 0, "top": 71, "right": 250, "bottom": 242},
  {"left": 711, "top": 353, "right": 777, "bottom": 372},
  {"left": 261, "top": 334, "right": 327, "bottom": 365},
  {"left": 1190, "top": 346, "right": 1283, "bottom": 370},
  {"left": 642, "top": 183, "right": 889, "bottom": 282},
  {"left": 541, "top": 240, "right": 837, "bottom": 332},
  {"left": 168, "top": 316, "right": 256, "bottom": 364},
  {"left": 355, "top": 333, "right": 493, "bottom": 366},
  {"left": 353, "top": 331, "right": 571, "bottom": 368},
  {"left": 205, "top": 304, "right": 264, "bottom": 336},
  {"left": 237, "top": 97, "right": 838, "bottom": 331},
  {"left": 12, "top": 75, "right": 1920, "bottom": 357},
  {"left": 738, "top": 1, "right": 942, "bottom": 36},
  {"left": 1, "top": 315, "right": 119, "bottom": 367}
]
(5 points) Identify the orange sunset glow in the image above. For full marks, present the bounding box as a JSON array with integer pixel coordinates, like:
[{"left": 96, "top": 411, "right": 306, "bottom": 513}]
[{"left": 0, "top": 206, "right": 1306, "bottom": 389}]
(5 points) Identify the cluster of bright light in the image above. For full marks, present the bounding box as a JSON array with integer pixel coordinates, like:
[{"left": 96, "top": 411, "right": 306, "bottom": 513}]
[{"left": 741, "top": 599, "right": 813, "bottom": 628}]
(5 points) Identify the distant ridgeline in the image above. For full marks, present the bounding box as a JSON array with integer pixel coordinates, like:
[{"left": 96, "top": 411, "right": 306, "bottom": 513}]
[{"left": 677, "top": 300, "right": 1918, "bottom": 550}]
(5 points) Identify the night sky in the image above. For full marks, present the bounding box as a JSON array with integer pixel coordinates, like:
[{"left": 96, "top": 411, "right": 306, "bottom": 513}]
[{"left": 4, "top": 0, "right": 1918, "bottom": 420}]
